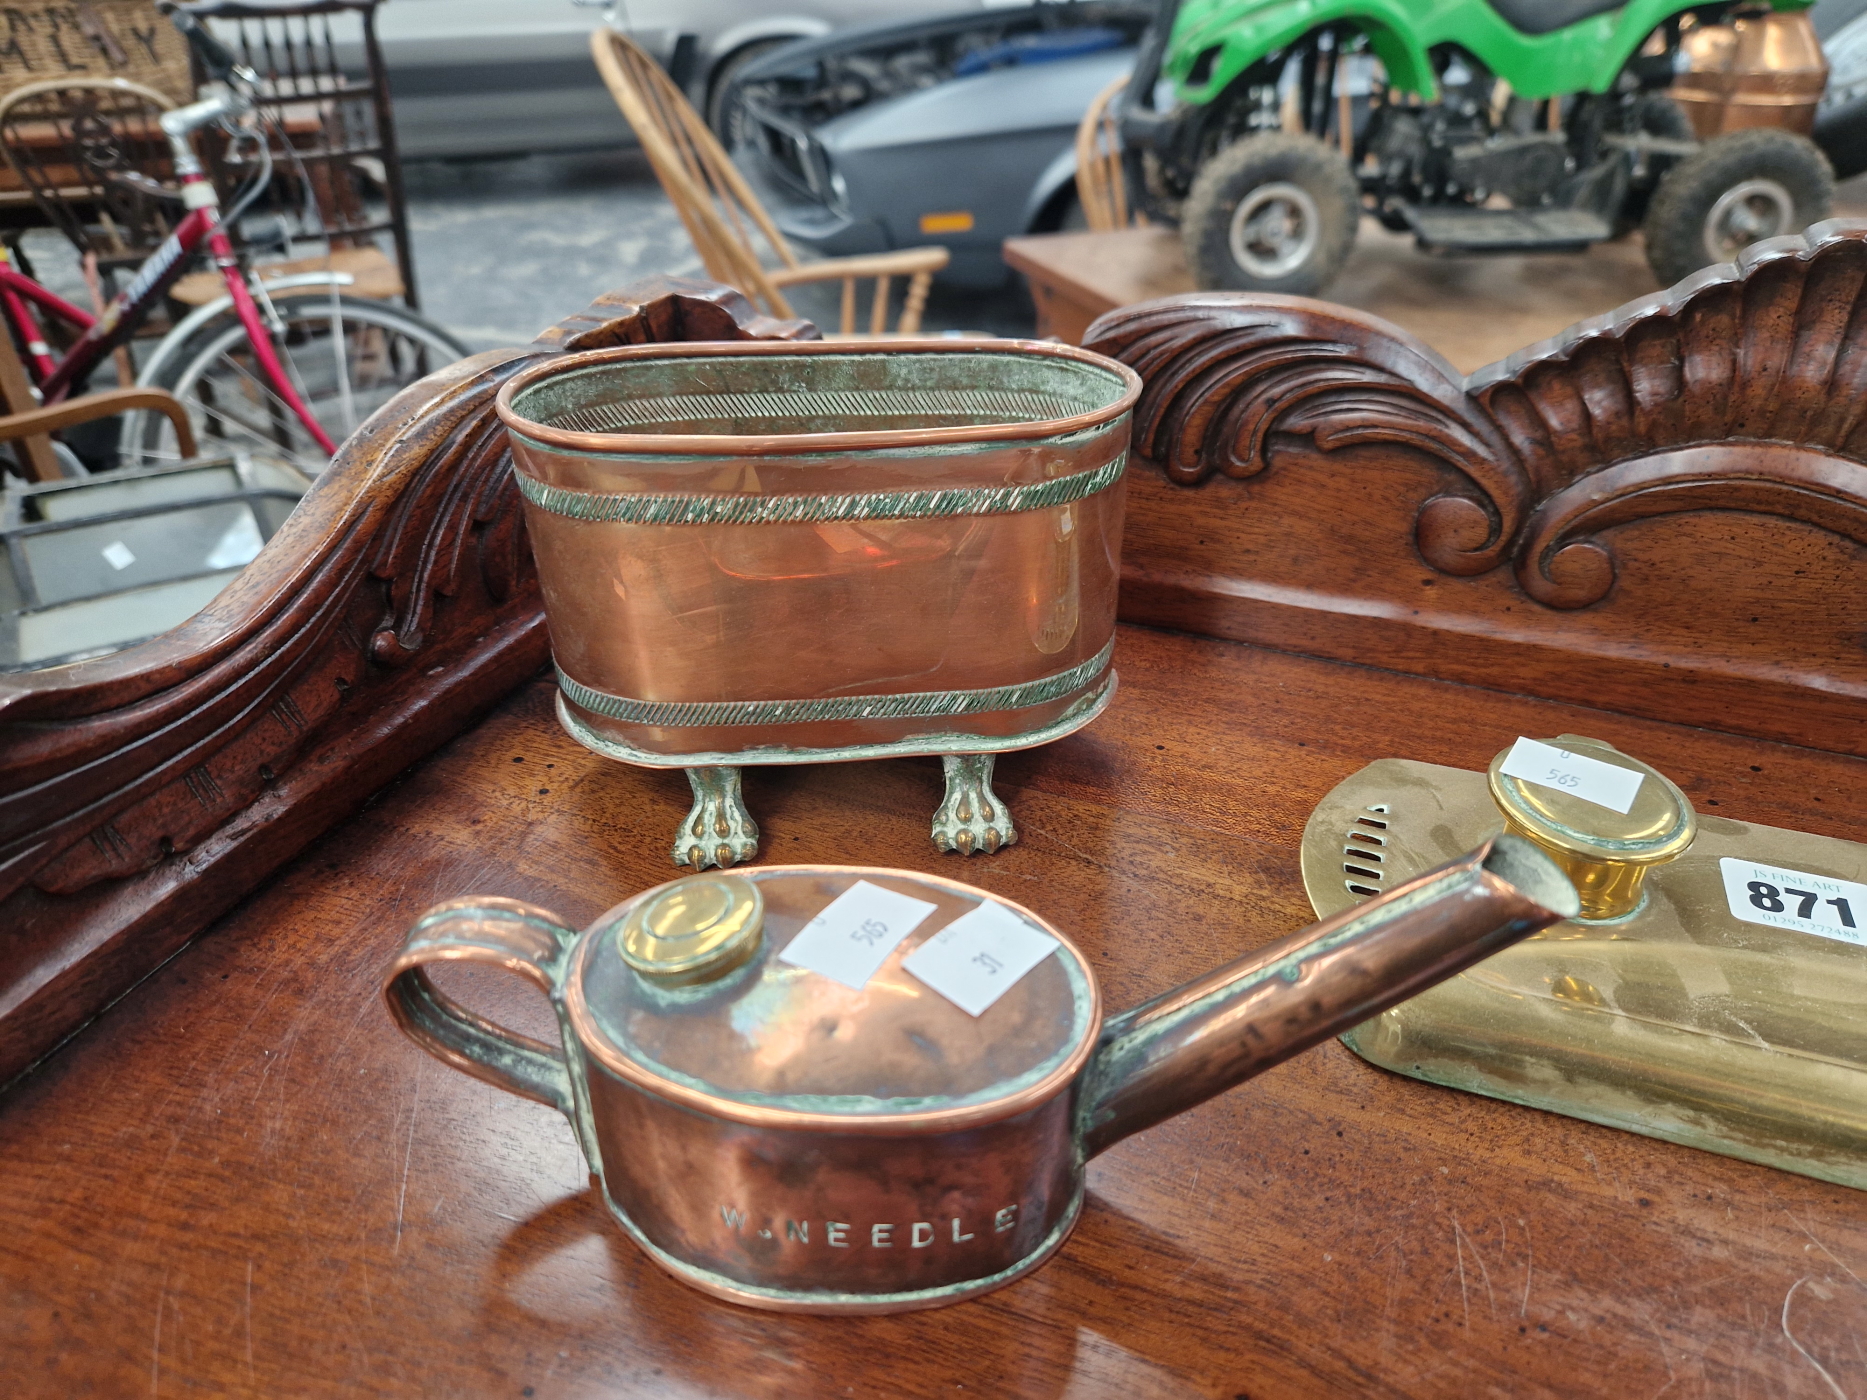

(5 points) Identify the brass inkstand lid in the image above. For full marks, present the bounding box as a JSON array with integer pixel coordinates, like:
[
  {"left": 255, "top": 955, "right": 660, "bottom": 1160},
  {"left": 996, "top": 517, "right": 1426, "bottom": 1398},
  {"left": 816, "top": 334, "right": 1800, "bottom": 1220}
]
[
  {"left": 1487, "top": 735, "right": 1696, "bottom": 920},
  {"left": 618, "top": 873, "right": 765, "bottom": 985}
]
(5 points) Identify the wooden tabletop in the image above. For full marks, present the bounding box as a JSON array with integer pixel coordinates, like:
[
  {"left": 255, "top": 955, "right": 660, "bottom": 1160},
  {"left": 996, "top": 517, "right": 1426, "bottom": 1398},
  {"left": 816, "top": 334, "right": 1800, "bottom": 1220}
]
[{"left": 4, "top": 621, "right": 1865, "bottom": 1397}]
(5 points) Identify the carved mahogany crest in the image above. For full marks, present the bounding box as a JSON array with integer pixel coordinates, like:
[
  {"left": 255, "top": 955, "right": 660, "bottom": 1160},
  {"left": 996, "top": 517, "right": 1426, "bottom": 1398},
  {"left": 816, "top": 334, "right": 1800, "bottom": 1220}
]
[{"left": 1087, "top": 221, "right": 1867, "bottom": 759}]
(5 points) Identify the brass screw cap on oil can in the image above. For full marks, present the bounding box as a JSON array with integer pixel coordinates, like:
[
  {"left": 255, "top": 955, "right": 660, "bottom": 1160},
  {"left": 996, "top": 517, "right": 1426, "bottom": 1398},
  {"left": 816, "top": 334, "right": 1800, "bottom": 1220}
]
[
  {"left": 618, "top": 873, "right": 763, "bottom": 985},
  {"left": 1487, "top": 735, "right": 1697, "bottom": 921}
]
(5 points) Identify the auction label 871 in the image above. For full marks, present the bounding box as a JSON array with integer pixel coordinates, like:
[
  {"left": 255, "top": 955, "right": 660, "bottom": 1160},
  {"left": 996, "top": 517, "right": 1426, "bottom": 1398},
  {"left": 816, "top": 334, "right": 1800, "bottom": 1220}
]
[{"left": 1719, "top": 858, "right": 1867, "bottom": 948}]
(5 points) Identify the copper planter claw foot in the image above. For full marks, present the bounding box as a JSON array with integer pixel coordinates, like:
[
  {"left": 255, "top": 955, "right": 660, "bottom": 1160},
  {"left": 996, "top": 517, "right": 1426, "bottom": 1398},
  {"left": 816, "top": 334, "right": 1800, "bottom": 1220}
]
[
  {"left": 674, "top": 767, "right": 758, "bottom": 870},
  {"left": 933, "top": 754, "right": 1016, "bottom": 855}
]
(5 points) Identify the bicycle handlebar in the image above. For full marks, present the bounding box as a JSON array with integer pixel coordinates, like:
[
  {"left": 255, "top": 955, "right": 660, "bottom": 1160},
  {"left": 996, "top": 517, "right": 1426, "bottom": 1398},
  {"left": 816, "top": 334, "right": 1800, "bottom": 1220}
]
[{"left": 159, "top": 3, "right": 245, "bottom": 85}]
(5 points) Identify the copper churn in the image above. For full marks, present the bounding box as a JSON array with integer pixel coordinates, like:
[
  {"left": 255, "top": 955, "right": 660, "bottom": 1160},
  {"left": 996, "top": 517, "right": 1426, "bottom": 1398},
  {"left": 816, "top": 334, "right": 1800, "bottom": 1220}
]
[
  {"left": 494, "top": 340, "right": 1141, "bottom": 870},
  {"left": 383, "top": 836, "right": 1578, "bottom": 1313}
]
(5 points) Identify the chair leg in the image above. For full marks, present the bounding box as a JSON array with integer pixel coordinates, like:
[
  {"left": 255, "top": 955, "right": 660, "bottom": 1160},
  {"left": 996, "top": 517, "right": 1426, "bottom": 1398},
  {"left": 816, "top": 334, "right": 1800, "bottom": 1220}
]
[
  {"left": 0, "top": 320, "right": 62, "bottom": 480},
  {"left": 870, "top": 274, "right": 890, "bottom": 335},
  {"left": 899, "top": 271, "right": 934, "bottom": 335}
]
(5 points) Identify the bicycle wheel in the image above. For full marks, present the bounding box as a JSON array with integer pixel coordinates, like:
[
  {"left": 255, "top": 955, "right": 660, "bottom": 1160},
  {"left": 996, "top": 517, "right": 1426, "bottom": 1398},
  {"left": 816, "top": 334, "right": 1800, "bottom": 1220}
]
[{"left": 126, "top": 291, "right": 469, "bottom": 477}]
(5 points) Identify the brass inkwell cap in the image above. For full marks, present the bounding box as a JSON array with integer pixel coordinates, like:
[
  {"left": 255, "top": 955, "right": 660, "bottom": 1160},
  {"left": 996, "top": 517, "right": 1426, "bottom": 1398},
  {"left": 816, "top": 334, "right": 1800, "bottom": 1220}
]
[
  {"left": 1487, "top": 735, "right": 1696, "bottom": 921},
  {"left": 618, "top": 873, "right": 765, "bottom": 985}
]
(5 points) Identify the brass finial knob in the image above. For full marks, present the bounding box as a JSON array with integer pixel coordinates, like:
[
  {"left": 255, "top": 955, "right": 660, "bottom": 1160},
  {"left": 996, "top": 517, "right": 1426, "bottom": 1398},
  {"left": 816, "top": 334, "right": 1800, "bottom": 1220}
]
[
  {"left": 1486, "top": 735, "right": 1696, "bottom": 921},
  {"left": 618, "top": 873, "right": 764, "bottom": 984}
]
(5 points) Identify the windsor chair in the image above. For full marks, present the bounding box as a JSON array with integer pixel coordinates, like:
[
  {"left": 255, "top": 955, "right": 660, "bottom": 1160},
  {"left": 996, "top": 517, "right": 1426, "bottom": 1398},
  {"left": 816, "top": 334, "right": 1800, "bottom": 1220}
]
[{"left": 592, "top": 27, "right": 949, "bottom": 336}]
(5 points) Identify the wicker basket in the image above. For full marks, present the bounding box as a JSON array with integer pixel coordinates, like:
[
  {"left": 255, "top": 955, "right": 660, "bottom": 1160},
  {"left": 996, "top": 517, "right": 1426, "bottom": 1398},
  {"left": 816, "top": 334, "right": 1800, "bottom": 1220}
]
[{"left": 0, "top": 3, "right": 195, "bottom": 108}]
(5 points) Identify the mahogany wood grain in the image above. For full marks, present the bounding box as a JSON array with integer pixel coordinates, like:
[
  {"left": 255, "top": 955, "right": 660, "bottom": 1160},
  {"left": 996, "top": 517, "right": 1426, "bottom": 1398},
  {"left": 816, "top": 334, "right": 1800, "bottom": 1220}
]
[
  {"left": 1090, "top": 220, "right": 1867, "bottom": 762},
  {"left": 0, "top": 277, "right": 812, "bottom": 1091},
  {"left": 2, "top": 623, "right": 1863, "bottom": 1397}
]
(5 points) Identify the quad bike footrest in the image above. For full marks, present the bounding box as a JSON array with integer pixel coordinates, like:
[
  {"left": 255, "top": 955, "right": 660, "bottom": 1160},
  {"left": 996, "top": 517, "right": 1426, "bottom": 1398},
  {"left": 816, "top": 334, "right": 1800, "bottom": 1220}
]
[{"left": 1403, "top": 205, "right": 1610, "bottom": 253}]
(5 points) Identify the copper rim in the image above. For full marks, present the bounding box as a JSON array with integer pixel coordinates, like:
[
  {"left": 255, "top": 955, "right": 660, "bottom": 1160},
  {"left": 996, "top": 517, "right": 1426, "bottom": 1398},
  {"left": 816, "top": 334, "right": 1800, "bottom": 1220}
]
[
  {"left": 562, "top": 864, "right": 1103, "bottom": 1135},
  {"left": 493, "top": 337, "right": 1143, "bottom": 458}
]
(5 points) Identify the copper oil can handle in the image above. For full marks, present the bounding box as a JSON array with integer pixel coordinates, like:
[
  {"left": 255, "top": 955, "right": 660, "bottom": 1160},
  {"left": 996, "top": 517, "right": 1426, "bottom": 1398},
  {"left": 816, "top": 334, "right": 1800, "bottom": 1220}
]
[{"left": 382, "top": 897, "right": 589, "bottom": 1153}]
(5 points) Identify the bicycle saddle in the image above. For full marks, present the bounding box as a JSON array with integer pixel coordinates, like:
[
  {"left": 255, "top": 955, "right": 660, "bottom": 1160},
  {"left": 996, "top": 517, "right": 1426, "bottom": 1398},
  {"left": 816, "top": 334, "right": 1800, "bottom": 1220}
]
[{"left": 1484, "top": 0, "right": 1624, "bottom": 36}]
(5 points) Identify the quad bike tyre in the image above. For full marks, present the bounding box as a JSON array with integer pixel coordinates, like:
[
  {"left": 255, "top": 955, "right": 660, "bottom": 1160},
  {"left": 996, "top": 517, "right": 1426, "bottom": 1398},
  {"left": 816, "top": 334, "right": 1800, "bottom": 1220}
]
[
  {"left": 1643, "top": 127, "right": 1834, "bottom": 287},
  {"left": 1183, "top": 132, "right": 1361, "bottom": 295}
]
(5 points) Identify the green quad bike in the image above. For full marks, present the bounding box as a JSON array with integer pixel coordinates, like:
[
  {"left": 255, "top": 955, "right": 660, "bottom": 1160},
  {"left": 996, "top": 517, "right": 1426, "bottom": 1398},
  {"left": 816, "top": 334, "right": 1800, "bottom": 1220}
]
[{"left": 1119, "top": 0, "right": 1836, "bottom": 293}]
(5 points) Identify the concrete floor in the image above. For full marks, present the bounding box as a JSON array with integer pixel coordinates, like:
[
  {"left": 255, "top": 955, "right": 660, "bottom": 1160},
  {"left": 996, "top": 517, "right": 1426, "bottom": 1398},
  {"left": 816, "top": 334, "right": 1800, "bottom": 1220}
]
[{"left": 400, "top": 148, "right": 1867, "bottom": 368}]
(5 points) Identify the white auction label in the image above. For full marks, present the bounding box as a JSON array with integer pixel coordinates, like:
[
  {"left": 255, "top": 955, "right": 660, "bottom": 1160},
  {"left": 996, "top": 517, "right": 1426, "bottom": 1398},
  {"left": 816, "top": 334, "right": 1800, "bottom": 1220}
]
[
  {"left": 1497, "top": 737, "right": 1645, "bottom": 815},
  {"left": 903, "top": 901, "right": 1059, "bottom": 1017},
  {"left": 1719, "top": 857, "right": 1867, "bottom": 948},
  {"left": 778, "top": 880, "right": 938, "bottom": 991}
]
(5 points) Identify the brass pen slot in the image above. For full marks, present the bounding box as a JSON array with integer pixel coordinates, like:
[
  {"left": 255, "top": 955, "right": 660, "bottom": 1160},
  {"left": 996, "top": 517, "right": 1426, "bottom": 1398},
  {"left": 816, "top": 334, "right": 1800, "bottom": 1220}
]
[{"left": 1343, "top": 803, "right": 1393, "bottom": 897}]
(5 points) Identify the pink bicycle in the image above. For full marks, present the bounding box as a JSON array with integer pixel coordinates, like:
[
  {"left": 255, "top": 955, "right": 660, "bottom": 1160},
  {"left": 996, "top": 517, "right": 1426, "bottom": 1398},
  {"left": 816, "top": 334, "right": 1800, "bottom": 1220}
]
[{"left": 0, "top": 7, "right": 465, "bottom": 479}]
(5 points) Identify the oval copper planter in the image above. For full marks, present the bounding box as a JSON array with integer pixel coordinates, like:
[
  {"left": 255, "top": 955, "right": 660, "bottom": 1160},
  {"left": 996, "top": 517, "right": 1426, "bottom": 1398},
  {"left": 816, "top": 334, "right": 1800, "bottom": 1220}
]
[{"left": 494, "top": 339, "right": 1142, "bottom": 868}]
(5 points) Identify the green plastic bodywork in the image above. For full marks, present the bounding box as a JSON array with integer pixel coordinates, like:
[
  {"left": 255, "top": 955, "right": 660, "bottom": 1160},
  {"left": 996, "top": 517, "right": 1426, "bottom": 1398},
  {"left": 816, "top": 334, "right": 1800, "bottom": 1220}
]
[{"left": 1165, "top": 0, "right": 1816, "bottom": 106}]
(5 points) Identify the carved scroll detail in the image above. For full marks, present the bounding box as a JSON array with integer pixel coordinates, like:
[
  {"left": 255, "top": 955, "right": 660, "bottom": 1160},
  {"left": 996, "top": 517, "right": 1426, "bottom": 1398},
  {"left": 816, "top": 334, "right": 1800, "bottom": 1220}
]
[
  {"left": 1084, "top": 293, "right": 1529, "bottom": 575},
  {"left": 1470, "top": 223, "right": 1867, "bottom": 492},
  {"left": 1518, "top": 444, "right": 1867, "bottom": 608},
  {"left": 532, "top": 273, "right": 819, "bottom": 352},
  {"left": 4, "top": 350, "right": 540, "bottom": 898},
  {"left": 1092, "top": 222, "right": 1867, "bottom": 603},
  {"left": 367, "top": 397, "right": 524, "bottom": 665},
  {"left": 0, "top": 280, "right": 811, "bottom": 901},
  {"left": 1482, "top": 223, "right": 1867, "bottom": 603}
]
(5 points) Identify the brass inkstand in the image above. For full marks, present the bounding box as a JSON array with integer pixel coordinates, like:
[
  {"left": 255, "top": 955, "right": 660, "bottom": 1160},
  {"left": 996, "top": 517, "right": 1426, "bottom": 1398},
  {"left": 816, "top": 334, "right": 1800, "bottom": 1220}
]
[{"left": 1304, "top": 736, "right": 1867, "bottom": 1190}]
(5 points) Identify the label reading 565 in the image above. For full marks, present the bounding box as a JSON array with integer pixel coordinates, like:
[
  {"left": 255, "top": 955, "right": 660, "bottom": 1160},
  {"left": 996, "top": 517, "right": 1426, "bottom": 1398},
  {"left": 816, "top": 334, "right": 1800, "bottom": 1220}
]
[
  {"left": 1718, "top": 858, "right": 1867, "bottom": 948},
  {"left": 1497, "top": 737, "right": 1645, "bottom": 815},
  {"left": 779, "top": 880, "right": 938, "bottom": 990}
]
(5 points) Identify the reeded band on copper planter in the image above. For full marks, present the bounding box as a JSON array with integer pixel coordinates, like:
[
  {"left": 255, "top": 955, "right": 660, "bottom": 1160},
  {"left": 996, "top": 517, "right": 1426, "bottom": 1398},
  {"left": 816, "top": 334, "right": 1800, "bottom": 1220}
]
[{"left": 494, "top": 339, "right": 1142, "bottom": 869}]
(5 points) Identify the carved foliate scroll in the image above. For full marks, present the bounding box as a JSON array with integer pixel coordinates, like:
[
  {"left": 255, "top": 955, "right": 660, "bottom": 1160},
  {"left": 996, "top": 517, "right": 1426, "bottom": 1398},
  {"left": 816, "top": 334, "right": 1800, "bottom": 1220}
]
[
  {"left": 1086, "top": 292, "right": 1527, "bottom": 576},
  {"left": 1086, "top": 221, "right": 1867, "bottom": 762},
  {"left": 1086, "top": 221, "right": 1867, "bottom": 607}
]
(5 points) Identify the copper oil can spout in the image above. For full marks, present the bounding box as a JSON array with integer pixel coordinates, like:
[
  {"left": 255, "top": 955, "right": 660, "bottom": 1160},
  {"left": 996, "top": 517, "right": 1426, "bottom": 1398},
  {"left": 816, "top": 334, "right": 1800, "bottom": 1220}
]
[{"left": 1079, "top": 835, "right": 1578, "bottom": 1157}]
